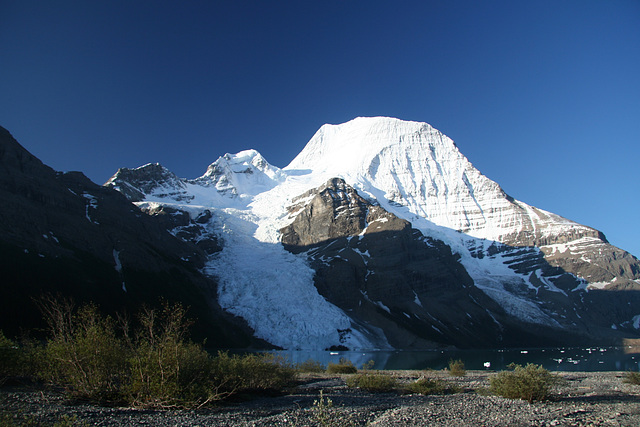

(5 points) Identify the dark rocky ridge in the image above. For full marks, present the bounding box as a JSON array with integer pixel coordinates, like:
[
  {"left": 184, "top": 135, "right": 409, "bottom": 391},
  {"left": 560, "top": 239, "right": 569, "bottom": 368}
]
[
  {"left": 489, "top": 198, "right": 640, "bottom": 291},
  {"left": 0, "top": 126, "right": 263, "bottom": 347},
  {"left": 543, "top": 240, "right": 640, "bottom": 290},
  {"left": 107, "top": 163, "right": 193, "bottom": 202}
]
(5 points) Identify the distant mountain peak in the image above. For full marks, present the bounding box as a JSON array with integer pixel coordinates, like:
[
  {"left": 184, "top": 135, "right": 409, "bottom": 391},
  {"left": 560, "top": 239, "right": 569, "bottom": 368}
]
[
  {"left": 196, "top": 149, "right": 284, "bottom": 196},
  {"left": 105, "top": 162, "right": 187, "bottom": 202}
]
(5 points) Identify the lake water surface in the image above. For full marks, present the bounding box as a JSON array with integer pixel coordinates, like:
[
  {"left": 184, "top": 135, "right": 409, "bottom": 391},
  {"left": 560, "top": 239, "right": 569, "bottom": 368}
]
[{"left": 260, "top": 346, "right": 640, "bottom": 372}]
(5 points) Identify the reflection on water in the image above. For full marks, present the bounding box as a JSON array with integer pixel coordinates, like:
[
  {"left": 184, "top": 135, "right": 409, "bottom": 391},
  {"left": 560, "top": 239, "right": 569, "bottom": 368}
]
[{"left": 255, "top": 346, "right": 640, "bottom": 371}]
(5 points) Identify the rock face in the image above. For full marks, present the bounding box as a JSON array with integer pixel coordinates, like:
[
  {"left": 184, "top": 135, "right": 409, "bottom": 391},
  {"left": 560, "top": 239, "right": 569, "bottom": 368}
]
[
  {"left": 0, "top": 126, "right": 263, "bottom": 347},
  {"left": 107, "top": 163, "right": 191, "bottom": 203}
]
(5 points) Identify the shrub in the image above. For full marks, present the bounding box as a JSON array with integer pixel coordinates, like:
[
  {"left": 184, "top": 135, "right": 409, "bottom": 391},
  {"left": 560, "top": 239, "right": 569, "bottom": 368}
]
[
  {"left": 406, "top": 377, "right": 461, "bottom": 395},
  {"left": 327, "top": 357, "right": 357, "bottom": 374},
  {"left": 489, "top": 363, "right": 560, "bottom": 403},
  {"left": 346, "top": 372, "right": 397, "bottom": 392},
  {"left": 37, "top": 297, "right": 231, "bottom": 407},
  {"left": 448, "top": 358, "right": 466, "bottom": 377},
  {"left": 297, "top": 358, "right": 325, "bottom": 373},
  {"left": 33, "top": 296, "right": 299, "bottom": 408},
  {"left": 309, "top": 390, "right": 358, "bottom": 427},
  {"left": 0, "top": 331, "right": 47, "bottom": 386},
  {"left": 623, "top": 370, "right": 640, "bottom": 385},
  {"left": 125, "top": 303, "right": 217, "bottom": 408},
  {"left": 0, "top": 331, "right": 20, "bottom": 384},
  {"left": 311, "top": 389, "right": 334, "bottom": 426},
  {"left": 361, "top": 359, "right": 375, "bottom": 370},
  {"left": 210, "top": 352, "right": 296, "bottom": 396},
  {"left": 40, "top": 302, "right": 128, "bottom": 401}
]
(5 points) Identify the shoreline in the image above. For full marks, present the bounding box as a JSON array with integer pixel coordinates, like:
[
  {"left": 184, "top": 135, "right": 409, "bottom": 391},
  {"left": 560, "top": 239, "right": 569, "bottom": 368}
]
[{"left": 2, "top": 370, "right": 640, "bottom": 426}]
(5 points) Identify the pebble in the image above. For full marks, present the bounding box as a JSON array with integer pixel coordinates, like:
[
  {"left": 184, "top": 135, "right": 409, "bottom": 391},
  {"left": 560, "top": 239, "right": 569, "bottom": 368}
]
[{"left": 2, "top": 371, "right": 640, "bottom": 426}]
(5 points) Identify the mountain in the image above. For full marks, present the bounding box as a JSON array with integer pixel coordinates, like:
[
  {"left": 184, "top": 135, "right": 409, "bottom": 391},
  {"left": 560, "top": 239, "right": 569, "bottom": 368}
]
[
  {"left": 105, "top": 117, "right": 640, "bottom": 350},
  {"left": 0, "top": 126, "right": 265, "bottom": 347}
]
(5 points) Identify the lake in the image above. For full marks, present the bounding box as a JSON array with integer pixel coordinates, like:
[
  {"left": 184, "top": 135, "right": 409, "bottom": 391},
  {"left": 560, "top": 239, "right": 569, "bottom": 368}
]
[{"left": 257, "top": 346, "right": 640, "bottom": 372}]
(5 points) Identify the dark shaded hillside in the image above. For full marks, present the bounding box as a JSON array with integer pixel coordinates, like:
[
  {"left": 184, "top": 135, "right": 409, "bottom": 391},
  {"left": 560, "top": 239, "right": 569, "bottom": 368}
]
[{"left": 0, "top": 126, "right": 264, "bottom": 348}]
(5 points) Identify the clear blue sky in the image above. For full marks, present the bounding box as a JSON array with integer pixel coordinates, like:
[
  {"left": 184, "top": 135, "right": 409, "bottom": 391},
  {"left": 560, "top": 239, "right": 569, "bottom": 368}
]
[{"left": 1, "top": 1, "right": 639, "bottom": 257}]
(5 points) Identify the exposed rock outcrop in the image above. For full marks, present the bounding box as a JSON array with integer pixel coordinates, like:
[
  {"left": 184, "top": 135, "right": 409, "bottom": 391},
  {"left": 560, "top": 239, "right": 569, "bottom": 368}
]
[{"left": 107, "top": 163, "right": 192, "bottom": 202}]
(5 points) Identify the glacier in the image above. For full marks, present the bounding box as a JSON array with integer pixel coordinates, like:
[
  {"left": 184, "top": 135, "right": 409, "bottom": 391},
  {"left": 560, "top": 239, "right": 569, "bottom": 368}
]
[{"left": 106, "top": 116, "right": 639, "bottom": 349}]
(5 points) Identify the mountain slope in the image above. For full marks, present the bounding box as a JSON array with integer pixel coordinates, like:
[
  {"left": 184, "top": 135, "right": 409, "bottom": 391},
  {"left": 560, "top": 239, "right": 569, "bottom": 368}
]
[
  {"left": 106, "top": 117, "right": 640, "bottom": 349},
  {"left": 0, "top": 126, "right": 264, "bottom": 347}
]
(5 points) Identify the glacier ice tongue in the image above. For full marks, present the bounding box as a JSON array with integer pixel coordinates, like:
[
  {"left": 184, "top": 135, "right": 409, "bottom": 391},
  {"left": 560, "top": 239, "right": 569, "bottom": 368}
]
[{"left": 202, "top": 207, "right": 377, "bottom": 350}]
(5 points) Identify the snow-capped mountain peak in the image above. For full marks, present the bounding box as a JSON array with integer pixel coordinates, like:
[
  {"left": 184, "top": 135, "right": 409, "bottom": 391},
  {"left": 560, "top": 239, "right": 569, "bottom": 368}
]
[
  {"left": 105, "top": 162, "right": 187, "bottom": 202},
  {"left": 105, "top": 117, "right": 640, "bottom": 350},
  {"left": 196, "top": 149, "right": 285, "bottom": 196},
  {"left": 287, "top": 117, "right": 441, "bottom": 176},
  {"left": 288, "top": 116, "right": 594, "bottom": 246}
]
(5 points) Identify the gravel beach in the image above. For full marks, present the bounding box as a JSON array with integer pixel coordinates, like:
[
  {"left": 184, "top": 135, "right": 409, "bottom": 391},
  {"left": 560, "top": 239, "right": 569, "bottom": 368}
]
[{"left": 2, "top": 371, "right": 640, "bottom": 426}]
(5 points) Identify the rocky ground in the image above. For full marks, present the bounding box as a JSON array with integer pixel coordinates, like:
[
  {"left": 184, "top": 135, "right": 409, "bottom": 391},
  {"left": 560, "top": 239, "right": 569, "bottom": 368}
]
[{"left": 2, "top": 371, "right": 640, "bottom": 426}]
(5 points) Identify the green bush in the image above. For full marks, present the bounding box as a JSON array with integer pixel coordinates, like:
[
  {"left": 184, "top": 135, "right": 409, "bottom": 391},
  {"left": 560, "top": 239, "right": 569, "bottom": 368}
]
[
  {"left": 623, "top": 370, "right": 640, "bottom": 385},
  {"left": 30, "top": 296, "right": 300, "bottom": 408},
  {"left": 448, "top": 359, "right": 466, "bottom": 377},
  {"left": 361, "top": 359, "right": 375, "bottom": 370},
  {"left": 41, "top": 302, "right": 128, "bottom": 401},
  {"left": 346, "top": 372, "right": 397, "bottom": 392},
  {"left": 489, "top": 363, "right": 560, "bottom": 403},
  {"left": 0, "top": 332, "right": 46, "bottom": 385},
  {"left": 406, "top": 377, "right": 461, "bottom": 395},
  {"left": 0, "top": 331, "right": 20, "bottom": 384},
  {"left": 309, "top": 389, "right": 359, "bottom": 427},
  {"left": 326, "top": 357, "right": 357, "bottom": 374},
  {"left": 311, "top": 389, "right": 334, "bottom": 426},
  {"left": 210, "top": 352, "right": 296, "bottom": 396},
  {"left": 297, "top": 358, "right": 325, "bottom": 373},
  {"left": 125, "top": 303, "right": 217, "bottom": 408}
]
